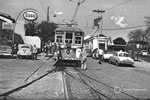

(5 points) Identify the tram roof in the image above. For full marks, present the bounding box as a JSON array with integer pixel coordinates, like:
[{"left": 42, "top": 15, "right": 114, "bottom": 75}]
[{"left": 55, "top": 27, "right": 84, "bottom": 32}]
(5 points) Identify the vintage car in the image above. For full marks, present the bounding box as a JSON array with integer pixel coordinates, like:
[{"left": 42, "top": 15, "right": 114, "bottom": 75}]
[
  {"left": 102, "top": 50, "right": 114, "bottom": 61},
  {"left": 109, "top": 51, "right": 134, "bottom": 66},
  {"left": 140, "top": 50, "right": 148, "bottom": 56},
  {"left": 17, "top": 44, "right": 34, "bottom": 59},
  {"left": 92, "top": 48, "right": 99, "bottom": 59},
  {"left": 85, "top": 49, "right": 92, "bottom": 57}
]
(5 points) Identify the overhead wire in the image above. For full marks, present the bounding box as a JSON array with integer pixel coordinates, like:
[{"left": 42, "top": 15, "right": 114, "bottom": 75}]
[
  {"left": 76, "top": 0, "right": 134, "bottom": 20},
  {"left": 38, "top": 0, "right": 47, "bottom": 17},
  {"left": 105, "top": 0, "right": 134, "bottom": 11}
]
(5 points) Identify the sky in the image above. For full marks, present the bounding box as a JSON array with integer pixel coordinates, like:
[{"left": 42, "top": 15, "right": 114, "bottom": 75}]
[{"left": 0, "top": 0, "right": 150, "bottom": 41}]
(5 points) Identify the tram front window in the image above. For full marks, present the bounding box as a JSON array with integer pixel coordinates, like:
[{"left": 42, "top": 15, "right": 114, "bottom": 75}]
[
  {"left": 75, "top": 37, "right": 81, "bottom": 44},
  {"left": 65, "top": 33, "right": 72, "bottom": 44},
  {"left": 56, "top": 36, "right": 63, "bottom": 43}
]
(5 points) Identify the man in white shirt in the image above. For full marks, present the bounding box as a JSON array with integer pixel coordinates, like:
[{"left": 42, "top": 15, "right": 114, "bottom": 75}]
[
  {"left": 80, "top": 47, "right": 87, "bottom": 70},
  {"left": 98, "top": 49, "right": 104, "bottom": 64}
]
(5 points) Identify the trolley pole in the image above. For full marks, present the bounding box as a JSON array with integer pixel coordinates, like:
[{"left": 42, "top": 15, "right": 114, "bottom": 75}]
[{"left": 93, "top": 9, "right": 105, "bottom": 50}]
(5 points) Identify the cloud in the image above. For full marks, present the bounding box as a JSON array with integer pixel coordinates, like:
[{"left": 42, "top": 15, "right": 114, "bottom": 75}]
[
  {"left": 111, "top": 16, "right": 128, "bottom": 28},
  {"left": 54, "top": 11, "right": 63, "bottom": 15}
]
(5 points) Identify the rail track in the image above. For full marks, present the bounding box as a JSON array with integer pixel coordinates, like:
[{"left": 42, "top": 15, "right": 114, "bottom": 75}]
[
  {"left": 0, "top": 57, "right": 141, "bottom": 100},
  {"left": 62, "top": 67, "right": 140, "bottom": 100}
]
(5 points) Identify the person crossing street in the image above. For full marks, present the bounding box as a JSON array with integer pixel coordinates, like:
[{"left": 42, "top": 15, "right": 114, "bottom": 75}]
[
  {"left": 80, "top": 47, "right": 88, "bottom": 70},
  {"left": 98, "top": 49, "right": 104, "bottom": 64}
]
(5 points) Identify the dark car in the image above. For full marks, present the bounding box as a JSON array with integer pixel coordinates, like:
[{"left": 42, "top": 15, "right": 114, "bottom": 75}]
[
  {"left": 92, "top": 48, "right": 99, "bottom": 59},
  {"left": 85, "top": 49, "right": 92, "bottom": 57}
]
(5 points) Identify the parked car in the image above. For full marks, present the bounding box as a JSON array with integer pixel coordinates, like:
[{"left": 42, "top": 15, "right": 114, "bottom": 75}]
[
  {"left": 109, "top": 51, "right": 134, "bottom": 66},
  {"left": 92, "top": 48, "right": 99, "bottom": 59},
  {"left": 140, "top": 50, "right": 148, "bottom": 56},
  {"left": 85, "top": 49, "right": 92, "bottom": 57},
  {"left": 102, "top": 50, "right": 114, "bottom": 61},
  {"left": 17, "top": 44, "right": 34, "bottom": 59}
]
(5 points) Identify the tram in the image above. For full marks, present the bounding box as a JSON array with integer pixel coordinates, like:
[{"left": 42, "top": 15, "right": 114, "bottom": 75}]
[{"left": 53, "top": 26, "right": 84, "bottom": 67}]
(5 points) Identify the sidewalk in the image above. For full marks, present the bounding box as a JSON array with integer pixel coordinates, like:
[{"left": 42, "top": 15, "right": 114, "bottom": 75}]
[{"left": 134, "top": 59, "right": 150, "bottom": 68}]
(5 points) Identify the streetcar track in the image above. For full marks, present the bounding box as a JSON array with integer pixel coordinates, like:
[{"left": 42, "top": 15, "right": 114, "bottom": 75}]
[
  {"left": 78, "top": 71, "right": 110, "bottom": 100},
  {"left": 24, "top": 57, "right": 52, "bottom": 82},
  {"left": 76, "top": 68, "right": 140, "bottom": 100},
  {"left": 0, "top": 57, "right": 141, "bottom": 100},
  {"left": 64, "top": 68, "right": 110, "bottom": 100},
  {"left": 0, "top": 68, "right": 55, "bottom": 99}
]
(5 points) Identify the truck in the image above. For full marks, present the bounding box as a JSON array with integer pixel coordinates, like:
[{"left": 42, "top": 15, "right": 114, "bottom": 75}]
[{"left": 0, "top": 39, "right": 12, "bottom": 57}]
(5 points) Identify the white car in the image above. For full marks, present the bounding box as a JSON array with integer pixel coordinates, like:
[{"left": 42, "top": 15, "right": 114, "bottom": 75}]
[
  {"left": 109, "top": 51, "right": 134, "bottom": 66},
  {"left": 141, "top": 50, "right": 148, "bottom": 56},
  {"left": 17, "top": 44, "right": 34, "bottom": 59},
  {"left": 102, "top": 50, "right": 114, "bottom": 61}
]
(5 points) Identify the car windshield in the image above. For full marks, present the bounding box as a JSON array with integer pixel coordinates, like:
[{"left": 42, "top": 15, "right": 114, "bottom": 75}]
[
  {"left": 21, "top": 46, "right": 30, "bottom": 48},
  {"left": 142, "top": 50, "right": 147, "bottom": 52},
  {"left": 105, "top": 51, "right": 114, "bottom": 54},
  {"left": 119, "top": 53, "right": 129, "bottom": 57}
]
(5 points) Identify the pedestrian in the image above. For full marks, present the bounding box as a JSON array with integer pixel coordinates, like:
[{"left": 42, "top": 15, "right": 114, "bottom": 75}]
[
  {"left": 33, "top": 44, "right": 37, "bottom": 60},
  {"left": 80, "top": 47, "right": 87, "bottom": 70},
  {"left": 98, "top": 48, "right": 104, "bottom": 64},
  {"left": 52, "top": 42, "right": 57, "bottom": 61}
]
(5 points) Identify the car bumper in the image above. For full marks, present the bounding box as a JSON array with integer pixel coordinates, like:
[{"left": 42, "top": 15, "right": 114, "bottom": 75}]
[
  {"left": 120, "top": 61, "right": 134, "bottom": 65},
  {"left": 0, "top": 53, "right": 12, "bottom": 56}
]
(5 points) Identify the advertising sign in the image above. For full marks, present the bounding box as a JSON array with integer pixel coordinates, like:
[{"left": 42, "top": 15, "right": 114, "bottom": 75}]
[
  {"left": 2, "top": 22, "right": 13, "bottom": 30},
  {"left": 23, "top": 10, "right": 38, "bottom": 21}
]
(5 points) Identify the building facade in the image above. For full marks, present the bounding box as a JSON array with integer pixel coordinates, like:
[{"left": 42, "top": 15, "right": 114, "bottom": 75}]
[{"left": 84, "top": 34, "right": 113, "bottom": 51}]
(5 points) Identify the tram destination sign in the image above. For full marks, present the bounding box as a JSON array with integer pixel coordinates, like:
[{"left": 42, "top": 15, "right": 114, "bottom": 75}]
[{"left": 23, "top": 10, "right": 38, "bottom": 21}]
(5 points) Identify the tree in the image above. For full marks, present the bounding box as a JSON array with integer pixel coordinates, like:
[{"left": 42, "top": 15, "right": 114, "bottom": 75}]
[
  {"left": 128, "top": 29, "right": 144, "bottom": 41},
  {"left": 113, "top": 37, "right": 126, "bottom": 45},
  {"left": 37, "top": 21, "right": 57, "bottom": 43},
  {"left": 24, "top": 22, "right": 37, "bottom": 36}
]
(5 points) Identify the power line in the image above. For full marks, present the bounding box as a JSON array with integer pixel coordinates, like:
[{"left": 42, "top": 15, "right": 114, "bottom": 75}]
[
  {"left": 102, "top": 25, "right": 146, "bottom": 31},
  {"left": 76, "top": 0, "right": 134, "bottom": 20},
  {"left": 79, "top": 24, "right": 146, "bottom": 31},
  {"left": 105, "top": 0, "right": 134, "bottom": 11}
]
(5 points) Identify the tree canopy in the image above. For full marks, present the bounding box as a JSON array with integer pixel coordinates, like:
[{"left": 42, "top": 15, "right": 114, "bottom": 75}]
[{"left": 24, "top": 21, "right": 57, "bottom": 43}]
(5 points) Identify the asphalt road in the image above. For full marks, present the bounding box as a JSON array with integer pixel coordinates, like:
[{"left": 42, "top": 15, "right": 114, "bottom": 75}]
[{"left": 0, "top": 56, "right": 150, "bottom": 99}]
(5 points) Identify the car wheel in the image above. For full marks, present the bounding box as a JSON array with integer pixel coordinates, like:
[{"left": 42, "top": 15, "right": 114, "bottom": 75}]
[
  {"left": 17, "top": 55, "right": 20, "bottom": 59},
  {"left": 109, "top": 60, "right": 111, "bottom": 64},
  {"left": 115, "top": 61, "right": 120, "bottom": 66}
]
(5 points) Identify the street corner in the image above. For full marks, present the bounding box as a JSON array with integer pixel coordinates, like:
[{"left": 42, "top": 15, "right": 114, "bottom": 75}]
[{"left": 5, "top": 72, "right": 64, "bottom": 100}]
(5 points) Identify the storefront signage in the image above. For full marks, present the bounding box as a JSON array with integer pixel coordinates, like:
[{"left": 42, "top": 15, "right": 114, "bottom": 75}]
[{"left": 23, "top": 10, "right": 38, "bottom": 21}]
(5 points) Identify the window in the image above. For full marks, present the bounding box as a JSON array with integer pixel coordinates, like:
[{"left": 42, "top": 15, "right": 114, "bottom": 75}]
[
  {"left": 56, "top": 35, "right": 63, "bottom": 43},
  {"left": 119, "top": 53, "right": 129, "bottom": 57},
  {"left": 75, "top": 37, "right": 82, "bottom": 44},
  {"left": 65, "top": 33, "right": 72, "bottom": 43}
]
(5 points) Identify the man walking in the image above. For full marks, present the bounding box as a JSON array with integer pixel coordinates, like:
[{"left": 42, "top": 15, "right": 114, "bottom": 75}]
[
  {"left": 98, "top": 49, "right": 104, "bottom": 64},
  {"left": 33, "top": 44, "right": 37, "bottom": 60},
  {"left": 80, "top": 47, "right": 87, "bottom": 70}
]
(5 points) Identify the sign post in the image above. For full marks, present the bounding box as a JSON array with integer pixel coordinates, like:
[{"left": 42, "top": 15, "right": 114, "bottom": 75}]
[{"left": 12, "top": 8, "right": 37, "bottom": 45}]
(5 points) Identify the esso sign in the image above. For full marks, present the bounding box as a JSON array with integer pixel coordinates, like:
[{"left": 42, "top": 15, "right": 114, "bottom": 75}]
[{"left": 23, "top": 11, "right": 38, "bottom": 21}]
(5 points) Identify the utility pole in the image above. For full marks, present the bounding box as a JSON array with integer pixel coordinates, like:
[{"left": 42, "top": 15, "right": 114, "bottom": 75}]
[
  {"left": 93, "top": 9, "right": 105, "bottom": 50},
  {"left": 47, "top": 6, "right": 50, "bottom": 22}
]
